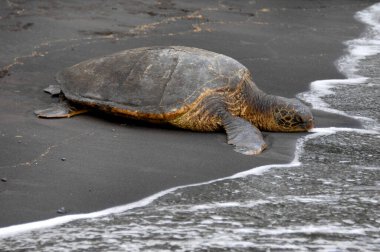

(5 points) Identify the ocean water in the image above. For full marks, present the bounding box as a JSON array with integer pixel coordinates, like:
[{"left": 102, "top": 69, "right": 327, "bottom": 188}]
[{"left": 1, "top": 3, "right": 380, "bottom": 252}]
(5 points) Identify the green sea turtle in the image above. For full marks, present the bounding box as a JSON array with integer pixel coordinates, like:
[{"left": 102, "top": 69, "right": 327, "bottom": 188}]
[{"left": 35, "top": 46, "right": 314, "bottom": 155}]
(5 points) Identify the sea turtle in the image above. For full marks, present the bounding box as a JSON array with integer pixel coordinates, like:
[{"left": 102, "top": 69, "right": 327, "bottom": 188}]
[{"left": 35, "top": 46, "right": 314, "bottom": 155}]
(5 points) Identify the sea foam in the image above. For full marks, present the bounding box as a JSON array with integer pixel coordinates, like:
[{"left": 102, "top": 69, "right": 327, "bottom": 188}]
[{"left": 298, "top": 3, "right": 380, "bottom": 122}]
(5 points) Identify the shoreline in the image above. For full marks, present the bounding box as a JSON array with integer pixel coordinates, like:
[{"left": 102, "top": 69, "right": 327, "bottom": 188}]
[{"left": 0, "top": 0, "right": 377, "bottom": 229}]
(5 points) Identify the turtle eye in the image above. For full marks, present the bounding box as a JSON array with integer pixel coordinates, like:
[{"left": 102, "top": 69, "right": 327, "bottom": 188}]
[{"left": 293, "top": 115, "right": 303, "bottom": 124}]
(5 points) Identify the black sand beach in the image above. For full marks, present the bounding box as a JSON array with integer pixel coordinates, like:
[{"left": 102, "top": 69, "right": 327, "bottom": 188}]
[{"left": 0, "top": 0, "right": 375, "bottom": 227}]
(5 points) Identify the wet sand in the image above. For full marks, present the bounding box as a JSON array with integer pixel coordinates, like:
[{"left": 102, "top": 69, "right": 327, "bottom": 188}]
[{"left": 0, "top": 0, "right": 375, "bottom": 227}]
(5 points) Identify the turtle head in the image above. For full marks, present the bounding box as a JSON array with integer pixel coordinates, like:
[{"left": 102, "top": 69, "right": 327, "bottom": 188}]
[{"left": 271, "top": 97, "right": 314, "bottom": 132}]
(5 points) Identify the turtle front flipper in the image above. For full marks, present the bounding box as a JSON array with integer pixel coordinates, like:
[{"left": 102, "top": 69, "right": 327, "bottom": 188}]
[
  {"left": 222, "top": 115, "right": 267, "bottom": 155},
  {"left": 34, "top": 102, "right": 87, "bottom": 118}
]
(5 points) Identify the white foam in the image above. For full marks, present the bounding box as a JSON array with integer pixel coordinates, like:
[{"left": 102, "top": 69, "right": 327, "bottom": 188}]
[
  {"left": 189, "top": 199, "right": 270, "bottom": 211},
  {"left": 259, "top": 224, "right": 375, "bottom": 236},
  {"left": 338, "top": 3, "right": 380, "bottom": 78},
  {"left": 299, "top": 2, "right": 380, "bottom": 122},
  {"left": 310, "top": 127, "right": 378, "bottom": 135},
  {"left": 298, "top": 77, "right": 369, "bottom": 116},
  {"left": 1, "top": 3, "right": 380, "bottom": 240},
  {"left": 0, "top": 188, "right": 174, "bottom": 238}
]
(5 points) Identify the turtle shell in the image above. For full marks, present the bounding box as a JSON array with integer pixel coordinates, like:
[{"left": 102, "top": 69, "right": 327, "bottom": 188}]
[{"left": 57, "top": 46, "right": 248, "bottom": 118}]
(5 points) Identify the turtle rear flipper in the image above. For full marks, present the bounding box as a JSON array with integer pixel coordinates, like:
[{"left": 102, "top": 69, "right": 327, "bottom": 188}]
[
  {"left": 223, "top": 115, "right": 267, "bottom": 155},
  {"left": 43, "top": 85, "right": 62, "bottom": 96},
  {"left": 34, "top": 103, "right": 87, "bottom": 118}
]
